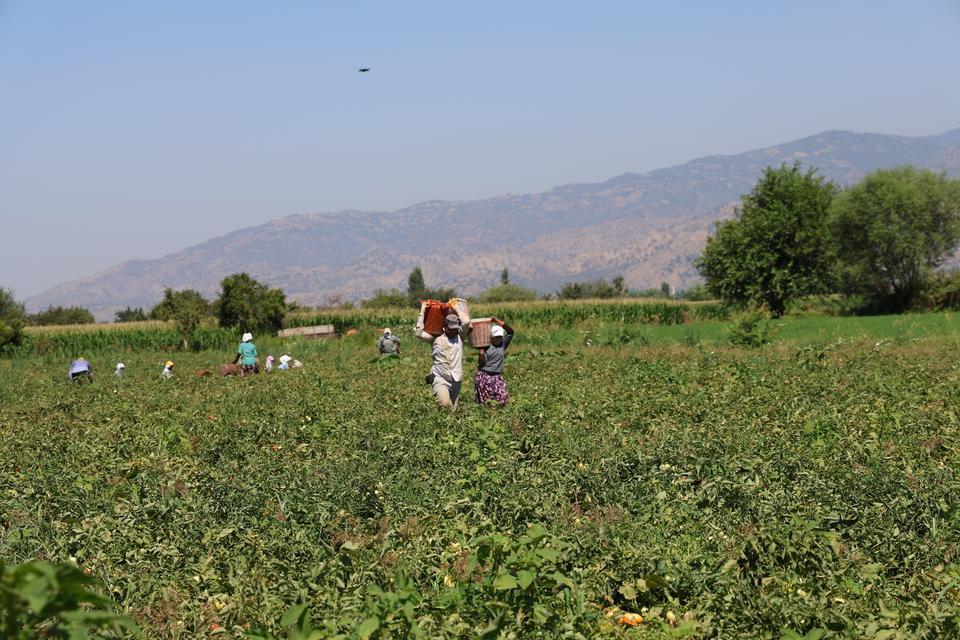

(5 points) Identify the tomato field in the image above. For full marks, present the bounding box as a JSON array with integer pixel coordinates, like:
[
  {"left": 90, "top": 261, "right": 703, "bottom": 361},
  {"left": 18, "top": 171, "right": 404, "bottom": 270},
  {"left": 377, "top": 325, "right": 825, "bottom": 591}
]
[{"left": 2, "top": 309, "right": 960, "bottom": 638}]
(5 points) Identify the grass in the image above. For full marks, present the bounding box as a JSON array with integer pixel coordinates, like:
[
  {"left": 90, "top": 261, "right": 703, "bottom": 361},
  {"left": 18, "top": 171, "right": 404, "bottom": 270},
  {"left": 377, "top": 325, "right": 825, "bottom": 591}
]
[{"left": 2, "top": 313, "right": 960, "bottom": 638}]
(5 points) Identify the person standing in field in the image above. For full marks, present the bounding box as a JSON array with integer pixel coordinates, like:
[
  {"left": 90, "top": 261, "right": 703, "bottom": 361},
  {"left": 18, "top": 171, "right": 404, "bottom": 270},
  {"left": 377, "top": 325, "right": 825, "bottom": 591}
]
[
  {"left": 475, "top": 317, "right": 514, "bottom": 406},
  {"left": 68, "top": 358, "right": 94, "bottom": 383},
  {"left": 415, "top": 302, "right": 471, "bottom": 410},
  {"left": 234, "top": 332, "right": 259, "bottom": 375},
  {"left": 378, "top": 328, "right": 401, "bottom": 357}
]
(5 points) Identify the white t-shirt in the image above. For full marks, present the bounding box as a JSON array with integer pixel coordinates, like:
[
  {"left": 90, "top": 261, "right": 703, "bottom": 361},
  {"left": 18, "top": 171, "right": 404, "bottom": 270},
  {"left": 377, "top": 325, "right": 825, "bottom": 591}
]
[{"left": 429, "top": 333, "right": 464, "bottom": 382}]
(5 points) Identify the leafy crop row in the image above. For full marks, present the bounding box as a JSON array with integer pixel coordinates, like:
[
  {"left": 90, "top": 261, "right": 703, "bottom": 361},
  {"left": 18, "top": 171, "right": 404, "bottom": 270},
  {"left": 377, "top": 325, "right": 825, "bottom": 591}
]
[
  {"left": 1, "top": 300, "right": 729, "bottom": 358},
  {"left": 1, "top": 331, "right": 958, "bottom": 638}
]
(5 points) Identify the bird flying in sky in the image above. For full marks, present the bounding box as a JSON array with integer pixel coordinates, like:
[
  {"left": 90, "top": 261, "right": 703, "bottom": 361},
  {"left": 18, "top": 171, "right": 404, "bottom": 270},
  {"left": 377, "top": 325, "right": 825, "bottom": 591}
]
[{"left": 358, "top": 68, "right": 370, "bottom": 73}]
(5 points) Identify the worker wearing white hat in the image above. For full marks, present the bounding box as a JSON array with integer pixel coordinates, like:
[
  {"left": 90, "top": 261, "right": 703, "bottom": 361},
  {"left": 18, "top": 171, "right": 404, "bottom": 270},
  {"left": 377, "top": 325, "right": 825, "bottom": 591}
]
[
  {"left": 378, "top": 327, "right": 401, "bottom": 357},
  {"left": 475, "top": 316, "right": 514, "bottom": 406},
  {"left": 233, "top": 332, "right": 259, "bottom": 375}
]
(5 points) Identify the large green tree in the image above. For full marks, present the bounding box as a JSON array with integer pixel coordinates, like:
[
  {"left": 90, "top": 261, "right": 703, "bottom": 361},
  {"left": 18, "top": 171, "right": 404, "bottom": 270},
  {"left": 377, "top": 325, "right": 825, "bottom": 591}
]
[
  {"left": 695, "top": 163, "right": 839, "bottom": 316},
  {"left": 214, "top": 273, "right": 286, "bottom": 333},
  {"left": 152, "top": 288, "right": 210, "bottom": 349},
  {"left": 829, "top": 166, "right": 960, "bottom": 311}
]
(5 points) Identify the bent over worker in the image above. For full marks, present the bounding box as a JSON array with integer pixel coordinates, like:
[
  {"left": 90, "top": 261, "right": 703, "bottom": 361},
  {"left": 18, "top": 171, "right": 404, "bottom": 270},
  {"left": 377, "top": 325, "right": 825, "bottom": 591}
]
[{"left": 414, "top": 302, "right": 471, "bottom": 410}]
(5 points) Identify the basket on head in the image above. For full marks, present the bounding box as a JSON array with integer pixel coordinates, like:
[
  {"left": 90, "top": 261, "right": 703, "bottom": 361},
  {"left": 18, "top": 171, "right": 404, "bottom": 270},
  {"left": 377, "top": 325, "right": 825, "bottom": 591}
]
[
  {"left": 421, "top": 300, "right": 453, "bottom": 336},
  {"left": 468, "top": 317, "right": 493, "bottom": 348}
]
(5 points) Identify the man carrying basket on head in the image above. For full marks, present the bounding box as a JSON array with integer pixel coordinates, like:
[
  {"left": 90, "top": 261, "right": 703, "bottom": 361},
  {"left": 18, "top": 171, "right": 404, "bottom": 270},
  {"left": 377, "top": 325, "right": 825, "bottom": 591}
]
[{"left": 415, "top": 299, "right": 472, "bottom": 410}]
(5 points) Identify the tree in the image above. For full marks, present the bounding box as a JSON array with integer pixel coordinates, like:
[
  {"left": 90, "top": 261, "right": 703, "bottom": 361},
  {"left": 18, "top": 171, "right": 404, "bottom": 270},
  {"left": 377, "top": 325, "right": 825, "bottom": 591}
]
[
  {"left": 695, "top": 163, "right": 839, "bottom": 316},
  {"left": 828, "top": 166, "right": 960, "bottom": 312},
  {"left": 660, "top": 281, "right": 671, "bottom": 298},
  {"left": 153, "top": 288, "right": 210, "bottom": 349},
  {"left": 407, "top": 267, "right": 426, "bottom": 306},
  {"left": 214, "top": 273, "right": 286, "bottom": 333},
  {"left": 612, "top": 275, "right": 626, "bottom": 297},
  {"left": 500, "top": 268, "right": 510, "bottom": 286},
  {"left": 28, "top": 306, "right": 95, "bottom": 326},
  {"left": 405, "top": 266, "right": 456, "bottom": 304},
  {"left": 114, "top": 307, "right": 147, "bottom": 323},
  {"left": 0, "top": 287, "right": 25, "bottom": 350}
]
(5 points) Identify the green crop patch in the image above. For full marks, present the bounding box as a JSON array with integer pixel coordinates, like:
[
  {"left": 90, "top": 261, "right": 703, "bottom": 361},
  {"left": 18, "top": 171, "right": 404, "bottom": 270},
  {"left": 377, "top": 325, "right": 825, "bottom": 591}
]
[{"left": 1, "top": 315, "right": 959, "bottom": 638}]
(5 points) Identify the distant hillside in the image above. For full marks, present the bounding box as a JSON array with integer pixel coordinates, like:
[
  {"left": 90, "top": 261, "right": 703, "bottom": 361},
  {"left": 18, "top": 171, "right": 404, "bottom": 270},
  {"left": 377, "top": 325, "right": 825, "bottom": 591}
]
[{"left": 27, "top": 128, "right": 960, "bottom": 320}]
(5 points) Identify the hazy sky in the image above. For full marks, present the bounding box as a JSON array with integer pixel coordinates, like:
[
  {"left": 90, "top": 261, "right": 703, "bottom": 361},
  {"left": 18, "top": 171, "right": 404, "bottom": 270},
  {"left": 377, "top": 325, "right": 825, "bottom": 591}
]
[{"left": 2, "top": 1, "right": 959, "bottom": 299}]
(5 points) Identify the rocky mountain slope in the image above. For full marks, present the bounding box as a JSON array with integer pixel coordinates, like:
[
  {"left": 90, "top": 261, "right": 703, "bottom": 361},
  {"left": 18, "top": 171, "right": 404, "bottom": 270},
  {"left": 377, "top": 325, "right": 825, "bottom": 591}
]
[{"left": 27, "top": 128, "right": 960, "bottom": 320}]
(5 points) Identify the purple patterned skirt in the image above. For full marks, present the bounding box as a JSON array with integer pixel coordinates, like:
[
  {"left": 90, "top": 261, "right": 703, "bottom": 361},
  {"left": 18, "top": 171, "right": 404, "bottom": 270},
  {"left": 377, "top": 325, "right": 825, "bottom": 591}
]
[{"left": 475, "top": 370, "right": 509, "bottom": 406}]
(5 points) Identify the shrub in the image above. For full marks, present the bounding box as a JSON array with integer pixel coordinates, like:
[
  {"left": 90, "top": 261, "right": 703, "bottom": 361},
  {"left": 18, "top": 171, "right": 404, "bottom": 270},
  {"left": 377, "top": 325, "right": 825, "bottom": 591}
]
[
  {"left": 477, "top": 283, "right": 538, "bottom": 303},
  {"left": 0, "top": 559, "right": 138, "bottom": 639},
  {"left": 727, "top": 310, "right": 773, "bottom": 347}
]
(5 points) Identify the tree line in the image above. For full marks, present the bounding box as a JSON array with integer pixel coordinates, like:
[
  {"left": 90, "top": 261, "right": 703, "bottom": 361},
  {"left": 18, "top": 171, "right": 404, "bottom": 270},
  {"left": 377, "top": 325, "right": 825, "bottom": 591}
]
[
  {"left": 0, "top": 273, "right": 286, "bottom": 351},
  {"left": 695, "top": 163, "right": 960, "bottom": 316}
]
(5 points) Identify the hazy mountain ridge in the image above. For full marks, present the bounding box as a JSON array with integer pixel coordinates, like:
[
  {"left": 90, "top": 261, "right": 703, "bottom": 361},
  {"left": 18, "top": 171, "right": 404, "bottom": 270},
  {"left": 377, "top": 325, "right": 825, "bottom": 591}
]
[{"left": 27, "top": 128, "right": 960, "bottom": 320}]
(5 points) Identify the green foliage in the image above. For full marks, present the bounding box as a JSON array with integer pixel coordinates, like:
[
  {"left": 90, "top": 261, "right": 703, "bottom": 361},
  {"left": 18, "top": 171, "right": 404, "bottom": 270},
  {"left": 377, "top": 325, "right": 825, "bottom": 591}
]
[
  {"left": 361, "top": 288, "right": 409, "bottom": 309},
  {"left": 477, "top": 283, "right": 538, "bottom": 303},
  {"left": 215, "top": 273, "right": 286, "bottom": 333},
  {"left": 500, "top": 268, "right": 510, "bottom": 286},
  {"left": 151, "top": 288, "right": 212, "bottom": 349},
  {"left": 918, "top": 269, "right": 960, "bottom": 311},
  {"left": 631, "top": 282, "right": 674, "bottom": 299},
  {"left": 407, "top": 266, "right": 426, "bottom": 304},
  {"left": 3, "top": 317, "right": 960, "bottom": 636},
  {"left": 829, "top": 166, "right": 960, "bottom": 312},
  {"left": 0, "top": 286, "right": 26, "bottom": 320},
  {"left": 556, "top": 275, "right": 626, "bottom": 300},
  {"left": 0, "top": 559, "right": 137, "bottom": 639},
  {"left": 696, "top": 163, "right": 839, "bottom": 316},
  {"left": 0, "top": 287, "right": 26, "bottom": 351},
  {"left": 114, "top": 307, "right": 147, "bottom": 323},
  {"left": 676, "top": 284, "right": 713, "bottom": 301},
  {"left": 27, "top": 305, "right": 95, "bottom": 326},
  {"left": 727, "top": 310, "right": 773, "bottom": 347},
  {"left": 404, "top": 265, "right": 456, "bottom": 305}
]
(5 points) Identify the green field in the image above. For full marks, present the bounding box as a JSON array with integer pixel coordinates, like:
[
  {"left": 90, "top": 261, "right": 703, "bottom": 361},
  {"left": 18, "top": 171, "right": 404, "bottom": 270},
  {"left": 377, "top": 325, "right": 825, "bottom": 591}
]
[{"left": 2, "top": 309, "right": 960, "bottom": 638}]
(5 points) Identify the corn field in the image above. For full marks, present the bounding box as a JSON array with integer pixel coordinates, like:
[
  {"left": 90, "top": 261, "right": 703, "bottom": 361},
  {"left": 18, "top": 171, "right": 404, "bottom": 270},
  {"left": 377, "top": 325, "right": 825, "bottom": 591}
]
[
  {"left": 1, "top": 300, "right": 729, "bottom": 358},
  {"left": 286, "top": 299, "right": 730, "bottom": 334},
  {"left": 6, "top": 322, "right": 237, "bottom": 358}
]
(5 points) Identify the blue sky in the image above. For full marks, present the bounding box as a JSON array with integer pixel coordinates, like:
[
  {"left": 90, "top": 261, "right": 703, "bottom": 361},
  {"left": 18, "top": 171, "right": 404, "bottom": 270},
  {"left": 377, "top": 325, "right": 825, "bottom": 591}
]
[{"left": 2, "top": 1, "right": 959, "bottom": 298}]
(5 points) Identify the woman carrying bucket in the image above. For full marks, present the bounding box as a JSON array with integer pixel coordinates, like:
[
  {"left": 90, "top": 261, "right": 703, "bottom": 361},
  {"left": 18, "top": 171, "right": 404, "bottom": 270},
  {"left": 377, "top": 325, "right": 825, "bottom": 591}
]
[{"left": 475, "top": 316, "right": 514, "bottom": 406}]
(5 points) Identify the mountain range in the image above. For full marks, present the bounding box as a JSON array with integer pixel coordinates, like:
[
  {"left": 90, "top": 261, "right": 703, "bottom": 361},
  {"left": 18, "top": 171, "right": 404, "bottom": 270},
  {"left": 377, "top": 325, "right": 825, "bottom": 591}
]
[{"left": 27, "top": 128, "right": 960, "bottom": 320}]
